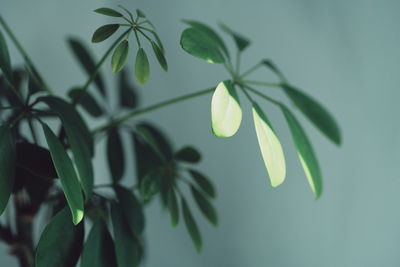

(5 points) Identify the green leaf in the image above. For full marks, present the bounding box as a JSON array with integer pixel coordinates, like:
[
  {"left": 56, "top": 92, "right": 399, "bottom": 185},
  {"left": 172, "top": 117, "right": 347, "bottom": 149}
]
[
  {"left": 180, "top": 27, "right": 225, "bottom": 64},
  {"left": 35, "top": 207, "right": 84, "bottom": 267},
  {"left": 174, "top": 146, "right": 201, "bottom": 163},
  {"left": 112, "top": 40, "right": 129, "bottom": 73},
  {"left": 151, "top": 41, "right": 168, "bottom": 71},
  {"left": 68, "top": 38, "right": 106, "bottom": 96},
  {"left": 94, "top": 7, "right": 123, "bottom": 17},
  {"left": 92, "top": 24, "right": 120, "bottom": 43},
  {"left": 111, "top": 202, "right": 141, "bottom": 267},
  {"left": 139, "top": 170, "right": 159, "bottom": 203},
  {"left": 188, "top": 169, "right": 216, "bottom": 198},
  {"left": 167, "top": 188, "right": 179, "bottom": 227},
  {"left": 135, "top": 124, "right": 165, "bottom": 160},
  {"left": 280, "top": 105, "right": 322, "bottom": 198},
  {"left": 0, "top": 125, "right": 15, "bottom": 215},
  {"left": 190, "top": 185, "right": 218, "bottom": 226},
  {"left": 252, "top": 103, "right": 286, "bottom": 187},
  {"left": 81, "top": 219, "right": 117, "bottom": 267},
  {"left": 39, "top": 96, "right": 94, "bottom": 197},
  {"left": 0, "top": 29, "right": 12, "bottom": 83},
  {"left": 68, "top": 88, "right": 103, "bottom": 117},
  {"left": 211, "top": 80, "right": 242, "bottom": 137},
  {"left": 282, "top": 84, "right": 341, "bottom": 145},
  {"left": 182, "top": 20, "right": 229, "bottom": 58},
  {"left": 106, "top": 128, "right": 125, "bottom": 183},
  {"left": 219, "top": 22, "right": 250, "bottom": 51},
  {"left": 181, "top": 197, "right": 202, "bottom": 253},
  {"left": 136, "top": 9, "right": 146, "bottom": 18},
  {"left": 28, "top": 73, "right": 42, "bottom": 94},
  {"left": 119, "top": 69, "right": 138, "bottom": 108},
  {"left": 42, "top": 124, "right": 84, "bottom": 224},
  {"left": 261, "top": 59, "right": 286, "bottom": 81},
  {"left": 135, "top": 48, "right": 150, "bottom": 84},
  {"left": 115, "top": 186, "right": 145, "bottom": 236}
]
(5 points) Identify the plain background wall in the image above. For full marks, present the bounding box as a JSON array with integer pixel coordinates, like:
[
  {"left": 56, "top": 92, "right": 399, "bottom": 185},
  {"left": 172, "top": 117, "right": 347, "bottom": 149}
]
[{"left": 1, "top": 0, "right": 400, "bottom": 266}]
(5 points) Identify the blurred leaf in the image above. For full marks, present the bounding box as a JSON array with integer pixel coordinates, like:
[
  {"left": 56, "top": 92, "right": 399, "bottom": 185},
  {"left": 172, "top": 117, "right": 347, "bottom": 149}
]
[
  {"left": 68, "top": 88, "right": 103, "bottom": 117},
  {"left": 188, "top": 169, "right": 215, "bottom": 198},
  {"left": 181, "top": 197, "right": 202, "bottom": 253},
  {"left": 112, "top": 40, "right": 129, "bottom": 73},
  {"left": 167, "top": 188, "right": 179, "bottom": 227},
  {"left": 106, "top": 128, "right": 125, "bottom": 183},
  {"left": 174, "top": 146, "right": 201, "bottom": 163},
  {"left": 190, "top": 185, "right": 218, "bottom": 226},
  {"left": 261, "top": 59, "right": 285, "bottom": 81},
  {"left": 151, "top": 41, "right": 168, "bottom": 71},
  {"left": 42, "top": 124, "right": 84, "bottom": 224},
  {"left": 81, "top": 219, "right": 117, "bottom": 267},
  {"left": 140, "top": 170, "right": 159, "bottom": 203},
  {"left": 94, "top": 8, "right": 123, "bottom": 17},
  {"left": 135, "top": 48, "right": 150, "bottom": 84},
  {"left": 252, "top": 103, "right": 286, "bottom": 187},
  {"left": 119, "top": 69, "right": 138, "bottom": 108},
  {"left": 135, "top": 124, "right": 166, "bottom": 160},
  {"left": 180, "top": 27, "right": 225, "bottom": 64},
  {"left": 219, "top": 22, "right": 250, "bottom": 51},
  {"left": 28, "top": 73, "right": 42, "bottom": 94},
  {"left": 136, "top": 9, "right": 146, "bottom": 18},
  {"left": 92, "top": 24, "right": 120, "bottom": 43},
  {"left": 282, "top": 84, "right": 341, "bottom": 145},
  {"left": 281, "top": 105, "right": 322, "bottom": 198},
  {"left": 0, "top": 29, "right": 12, "bottom": 83},
  {"left": 0, "top": 124, "right": 15, "bottom": 215},
  {"left": 211, "top": 80, "right": 242, "bottom": 137},
  {"left": 35, "top": 207, "right": 84, "bottom": 267},
  {"left": 67, "top": 38, "right": 106, "bottom": 96}
]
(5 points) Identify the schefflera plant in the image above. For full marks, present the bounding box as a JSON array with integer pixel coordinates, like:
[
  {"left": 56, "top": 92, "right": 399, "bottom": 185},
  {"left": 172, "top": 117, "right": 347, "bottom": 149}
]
[{"left": 180, "top": 21, "right": 342, "bottom": 198}]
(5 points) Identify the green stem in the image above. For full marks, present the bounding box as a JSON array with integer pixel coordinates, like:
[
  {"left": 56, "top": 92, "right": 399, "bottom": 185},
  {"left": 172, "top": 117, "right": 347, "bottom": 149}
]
[
  {"left": 243, "top": 84, "right": 281, "bottom": 106},
  {"left": 27, "top": 117, "right": 38, "bottom": 144},
  {"left": 0, "top": 15, "right": 52, "bottom": 94},
  {"left": 236, "top": 51, "right": 241, "bottom": 74},
  {"left": 92, "top": 87, "right": 215, "bottom": 135},
  {"left": 238, "top": 84, "right": 254, "bottom": 104},
  {"left": 243, "top": 80, "right": 282, "bottom": 88},
  {"left": 240, "top": 62, "right": 262, "bottom": 78}
]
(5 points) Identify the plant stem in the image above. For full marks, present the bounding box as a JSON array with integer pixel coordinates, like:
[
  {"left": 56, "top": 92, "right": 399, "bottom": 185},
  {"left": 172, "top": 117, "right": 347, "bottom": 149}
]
[
  {"left": 0, "top": 15, "right": 52, "bottom": 94},
  {"left": 240, "top": 62, "right": 262, "bottom": 78},
  {"left": 243, "top": 84, "right": 281, "bottom": 106},
  {"left": 243, "top": 80, "right": 282, "bottom": 88},
  {"left": 236, "top": 51, "right": 241, "bottom": 74},
  {"left": 92, "top": 87, "right": 215, "bottom": 134}
]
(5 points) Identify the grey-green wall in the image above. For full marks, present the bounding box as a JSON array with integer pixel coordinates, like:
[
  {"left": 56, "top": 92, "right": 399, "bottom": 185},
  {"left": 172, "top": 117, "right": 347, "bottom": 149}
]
[{"left": 2, "top": 0, "right": 400, "bottom": 266}]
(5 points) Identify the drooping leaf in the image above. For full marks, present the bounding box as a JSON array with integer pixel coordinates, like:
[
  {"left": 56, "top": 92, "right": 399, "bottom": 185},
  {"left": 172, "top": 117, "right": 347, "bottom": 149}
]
[
  {"left": 112, "top": 40, "right": 129, "bottom": 73},
  {"left": 182, "top": 20, "right": 229, "bottom": 58},
  {"left": 68, "top": 88, "right": 103, "bottom": 117},
  {"left": 135, "top": 48, "right": 150, "bottom": 84},
  {"left": 106, "top": 128, "right": 125, "bottom": 183},
  {"left": 39, "top": 96, "right": 94, "bottom": 197},
  {"left": 67, "top": 38, "right": 106, "bottom": 96},
  {"left": 219, "top": 23, "right": 250, "bottom": 51},
  {"left": 0, "top": 30, "right": 13, "bottom": 83},
  {"left": 136, "top": 9, "right": 146, "bottom": 18},
  {"left": 94, "top": 8, "right": 123, "bottom": 17},
  {"left": 261, "top": 59, "right": 286, "bottom": 81},
  {"left": 0, "top": 125, "right": 15, "bottom": 215},
  {"left": 111, "top": 202, "right": 141, "bottom": 267},
  {"left": 35, "top": 207, "right": 84, "bottom": 267},
  {"left": 252, "top": 103, "right": 286, "bottom": 187},
  {"left": 280, "top": 105, "right": 322, "bottom": 198},
  {"left": 188, "top": 169, "right": 216, "bottom": 198},
  {"left": 92, "top": 24, "right": 120, "bottom": 43},
  {"left": 211, "top": 80, "right": 242, "bottom": 137},
  {"left": 282, "top": 84, "right": 341, "bottom": 145},
  {"left": 42, "top": 124, "right": 84, "bottom": 224},
  {"left": 151, "top": 41, "right": 168, "bottom": 71},
  {"left": 174, "top": 146, "right": 201, "bottom": 163},
  {"left": 119, "top": 69, "right": 138, "bottom": 108},
  {"left": 190, "top": 185, "right": 218, "bottom": 226},
  {"left": 181, "top": 197, "right": 202, "bottom": 253},
  {"left": 180, "top": 27, "right": 225, "bottom": 64},
  {"left": 81, "top": 219, "right": 117, "bottom": 267},
  {"left": 167, "top": 188, "right": 179, "bottom": 227}
]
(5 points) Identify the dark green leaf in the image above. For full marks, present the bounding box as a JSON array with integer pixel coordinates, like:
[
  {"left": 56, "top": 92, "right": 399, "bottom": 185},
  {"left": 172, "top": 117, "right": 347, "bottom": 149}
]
[
  {"left": 94, "top": 8, "right": 123, "bottom": 17},
  {"left": 191, "top": 185, "right": 218, "bottom": 226},
  {"left": 181, "top": 197, "right": 202, "bottom": 253},
  {"left": 68, "top": 88, "right": 103, "bottom": 117},
  {"left": 81, "top": 219, "right": 117, "bottom": 267},
  {"left": 167, "top": 188, "right": 179, "bottom": 227},
  {"left": 282, "top": 84, "right": 341, "bottom": 145},
  {"left": 135, "top": 124, "right": 165, "bottom": 160},
  {"left": 261, "top": 59, "right": 286, "bottom": 81},
  {"left": 35, "top": 207, "right": 84, "bottom": 267},
  {"left": 151, "top": 41, "right": 168, "bottom": 71},
  {"left": 152, "top": 32, "right": 164, "bottom": 54},
  {"left": 119, "top": 69, "right": 138, "bottom": 108},
  {"left": 92, "top": 24, "right": 120, "bottom": 43},
  {"left": 219, "top": 22, "right": 250, "bottom": 51},
  {"left": 112, "top": 40, "right": 129, "bottom": 73},
  {"left": 28, "top": 73, "right": 42, "bottom": 94},
  {"left": 174, "top": 146, "right": 201, "bottom": 163},
  {"left": 106, "top": 128, "right": 125, "bottom": 183},
  {"left": 111, "top": 202, "right": 141, "bottom": 267},
  {"left": 42, "top": 124, "right": 84, "bottom": 224},
  {"left": 135, "top": 48, "right": 150, "bottom": 84},
  {"left": 67, "top": 38, "right": 106, "bottom": 96},
  {"left": 139, "top": 170, "right": 159, "bottom": 203},
  {"left": 188, "top": 169, "right": 215, "bottom": 198},
  {"left": 0, "top": 30, "right": 12, "bottom": 83},
  {"left": 180, "top": 27, "right": 225, "bottom": 64},
  {"left": 0, "top": 125, "right": 15, "bottom": 215},
  {"left": 280, "top": 105, "right": 322, "bottom": 198},
  {"left": 136, "top": 9, "right": 146, "bottom": 18}
]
